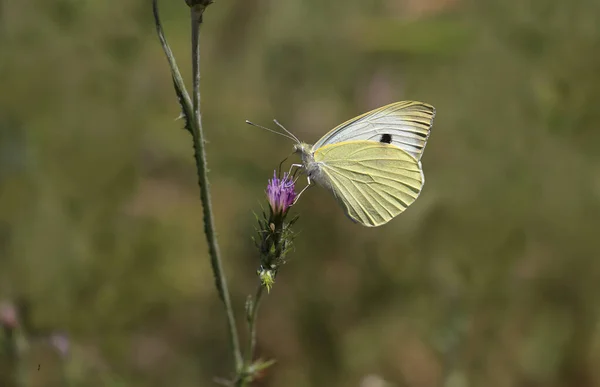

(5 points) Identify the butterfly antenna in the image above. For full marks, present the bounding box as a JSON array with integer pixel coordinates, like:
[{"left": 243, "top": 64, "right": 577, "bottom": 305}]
[
  {"left": 273, "top": 119, "right": 300, "bottom": 144},
  {"left": 245, "top": 120, "right": 298, "bottom": 142}
]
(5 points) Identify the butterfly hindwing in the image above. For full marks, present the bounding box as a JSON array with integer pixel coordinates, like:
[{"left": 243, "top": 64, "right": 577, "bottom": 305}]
[
  {"left": 313, "top": 140, "right": 424, "bottom": 227},
  {"left": 312, "top": 101, "right": 435, "bottom": 161}
]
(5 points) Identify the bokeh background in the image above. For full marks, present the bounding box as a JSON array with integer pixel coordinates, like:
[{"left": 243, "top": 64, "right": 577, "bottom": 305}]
[{"left": 2, "top": 0, "right": 600, "bottom": 386}]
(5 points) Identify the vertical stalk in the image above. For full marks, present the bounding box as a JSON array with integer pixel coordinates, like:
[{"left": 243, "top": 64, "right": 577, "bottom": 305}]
[
  {"left": 1, "top": 325, "right": 18, "bottom": 387},
  {"left": 189, "top": 4, "right": 242, "bottom": 372},
  {"left": 245, "top": 284, "right": 264, "bottom": 365}
]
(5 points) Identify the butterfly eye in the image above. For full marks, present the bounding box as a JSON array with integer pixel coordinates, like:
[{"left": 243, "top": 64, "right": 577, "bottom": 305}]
[{"left": 379, "top": 134, "right": 392, "bottom": 144}]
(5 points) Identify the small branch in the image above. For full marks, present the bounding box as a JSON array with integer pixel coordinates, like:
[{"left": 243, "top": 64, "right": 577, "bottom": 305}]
[
  {"left": 190, "top": 4, "right": 243, "bottom": 372},
  {"left": 152, "top": 0, "right": 193, "bottom": 123},
  {"left": 245, "top": 284, "right": 264, "bottom": 365},
  {"left": 237, "top": 284, "right": 273, "bottom": 386}
]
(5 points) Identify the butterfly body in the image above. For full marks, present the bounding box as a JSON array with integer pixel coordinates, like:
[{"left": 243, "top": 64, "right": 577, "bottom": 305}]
[{"left": 294, "top": 142, "right": 331, "bottom": 190}]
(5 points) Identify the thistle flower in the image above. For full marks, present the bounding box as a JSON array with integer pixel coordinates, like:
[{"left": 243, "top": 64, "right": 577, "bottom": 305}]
[
  {"left": 266, "top": 171, "right": 296, "bottom": 216},
  {"left": 253, "top": 170, "right": 300, "bottom": 292}
]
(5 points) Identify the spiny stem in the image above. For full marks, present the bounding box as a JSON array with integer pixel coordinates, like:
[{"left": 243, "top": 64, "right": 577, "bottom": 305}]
[{"left": 190, "top": 4, "right": 243, "bottom": 372}]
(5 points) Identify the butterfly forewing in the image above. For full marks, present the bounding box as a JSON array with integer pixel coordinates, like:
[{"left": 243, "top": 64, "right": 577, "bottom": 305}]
[
  {"left": 312, "top": 101, "right": 435, "bottom": 161},
  {"left": 313, "top": 140, "right": 424, "bottom": 227}
]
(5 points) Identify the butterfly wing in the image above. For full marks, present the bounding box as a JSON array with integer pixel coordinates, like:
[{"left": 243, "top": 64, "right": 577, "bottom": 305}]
[
  {"left": 312, "top": 101, "right": 435, "bottom": 161},
  {"left": 313, "top": 140, "right": 424, "bottom": 227}
]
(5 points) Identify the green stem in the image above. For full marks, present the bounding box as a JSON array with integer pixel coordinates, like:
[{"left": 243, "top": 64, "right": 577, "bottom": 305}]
[
  {"left": 152, "top": 0, "right": 242, "bottom": 374},
  {"left": 189, "top": 5, "right": 243, "bottom": 372},
  {"left": 1, "top": 325, "right": 20, "bottom": 387},
  {"left": 152, "top": 0, "right": 193, "bottom": 119},
  {"left": 245, "top": 284, "right": 264, "bottom": 365}
]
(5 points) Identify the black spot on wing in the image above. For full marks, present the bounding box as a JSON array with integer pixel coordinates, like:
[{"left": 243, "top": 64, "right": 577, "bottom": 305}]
[{"left": 380, "top": 133, "right": 392, "bottom": 144}]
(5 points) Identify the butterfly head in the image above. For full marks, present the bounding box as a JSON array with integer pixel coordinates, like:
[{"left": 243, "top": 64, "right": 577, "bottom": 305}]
[
  {"left": 294, "top": 142, "right": 322, "bottom": 181},
  {"left": 294, "top": 142, "right": 315, "bottom": 163},
  {"left": 293, "top": 142, "right": 311, "bottom": 155}
]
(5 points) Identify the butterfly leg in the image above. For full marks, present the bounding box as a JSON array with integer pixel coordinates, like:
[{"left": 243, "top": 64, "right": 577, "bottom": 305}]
[
  {"left": 288, "top": 163, "right": 304, "bottom": 180},
  {"left": 292, "top": 175, "right": 312, "bottom": 205},
  {"left": 288, "top": 163, "right": 303, "bottom": 175}
]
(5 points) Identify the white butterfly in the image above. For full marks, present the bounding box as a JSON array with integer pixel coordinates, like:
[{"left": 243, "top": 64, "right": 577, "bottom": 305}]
[{"left": 249, "top": 101, "right": 436, "bottom": 227}]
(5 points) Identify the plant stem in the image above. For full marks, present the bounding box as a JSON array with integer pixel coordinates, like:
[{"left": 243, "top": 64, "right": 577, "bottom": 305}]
[
  {"left": 189, "top": 5, "right": 243, "bottom": 372},
  {"left": 1, "top": 326, "right": 16, "bottom": 387},
  {"left": 245, "top": 284, "right": 264, "bottom": 365}
]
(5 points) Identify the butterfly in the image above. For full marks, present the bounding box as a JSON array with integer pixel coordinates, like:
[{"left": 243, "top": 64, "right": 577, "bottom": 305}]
[{"left": 248, "top": 101, "right": 436, "bottom": 227}]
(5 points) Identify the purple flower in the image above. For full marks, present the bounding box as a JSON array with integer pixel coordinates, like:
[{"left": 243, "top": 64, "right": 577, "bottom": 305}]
[
  {"left": 50, "top": 332, "right": 70, "bottom": 357},
  {"left": 266, "top": 170, "right": 296, "bottom": 215},
  {"left": 0, "top": 302, "right": 18, "bottom": 329}
]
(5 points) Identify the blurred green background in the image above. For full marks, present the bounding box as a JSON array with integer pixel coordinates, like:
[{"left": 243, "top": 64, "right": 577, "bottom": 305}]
[{"left": 2, "top": 0, "right": 600, "bottom": 386}]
